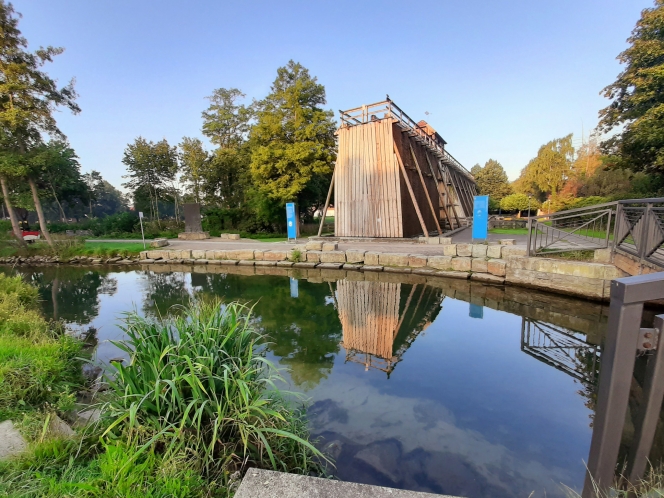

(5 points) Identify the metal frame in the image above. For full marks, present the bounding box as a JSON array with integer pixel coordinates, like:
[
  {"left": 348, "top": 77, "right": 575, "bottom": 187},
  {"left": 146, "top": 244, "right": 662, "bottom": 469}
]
[{"left": 583, "top": 272, "right": 664, "bottom": 497}]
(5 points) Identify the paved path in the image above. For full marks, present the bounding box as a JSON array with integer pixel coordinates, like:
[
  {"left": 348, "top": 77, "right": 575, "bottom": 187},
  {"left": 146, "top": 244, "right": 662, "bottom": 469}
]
[{"left": 90, "top": 229, "right": 527, "bottom": 257}]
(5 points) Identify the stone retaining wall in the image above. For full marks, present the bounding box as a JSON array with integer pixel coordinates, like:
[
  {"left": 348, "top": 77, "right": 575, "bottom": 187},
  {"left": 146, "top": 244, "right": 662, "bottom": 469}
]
[{"left": 139, "top": 242, "right": 626, "bottom": 300}]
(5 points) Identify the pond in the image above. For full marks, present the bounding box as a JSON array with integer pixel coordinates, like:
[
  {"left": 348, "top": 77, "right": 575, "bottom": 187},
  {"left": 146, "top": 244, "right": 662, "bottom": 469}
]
[{"left": 5, "top": 264, "right": 612, "bottom": 497}]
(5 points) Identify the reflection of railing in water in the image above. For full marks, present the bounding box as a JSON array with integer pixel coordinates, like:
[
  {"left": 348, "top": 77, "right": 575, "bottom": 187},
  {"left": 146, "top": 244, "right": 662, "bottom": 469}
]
[
  {"left": 521, "top": 318, "right": 600, "bottom": 384},
  {"left": 336, "top": 280, "right": 443, "bottom": 376}
]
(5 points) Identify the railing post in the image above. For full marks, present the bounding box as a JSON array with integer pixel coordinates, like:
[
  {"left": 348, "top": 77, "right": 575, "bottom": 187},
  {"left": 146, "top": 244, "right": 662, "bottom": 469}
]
[
  {"left": 526, "top": 217, "right": 532, "bottom": 256},
  {"left": 604, "top": 209, "right": 612, "bottom": 249},
  {"left": 639, "top": 203, "right": 653, "bottom": 272},
  {"left": 612, "top": 203, "right": 622, "bottom": 253}
]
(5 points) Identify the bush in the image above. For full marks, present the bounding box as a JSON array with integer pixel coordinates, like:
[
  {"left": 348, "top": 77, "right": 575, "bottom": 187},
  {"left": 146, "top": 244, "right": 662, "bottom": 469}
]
[
  {"left": 561, "top": 196, "right": 610, "bottom": 211},
  {"left": 500, "top": 193, "right": 541, "bottom": 212}
]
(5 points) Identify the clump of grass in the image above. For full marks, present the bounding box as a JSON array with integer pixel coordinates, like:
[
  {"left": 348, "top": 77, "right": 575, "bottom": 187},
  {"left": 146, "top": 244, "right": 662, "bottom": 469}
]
[
  {"left": 289, "top": 249, "right": 302, "bottom": 262},
  {"left": 564, "top": 463, "right": 664, "bottom": 497},
  {"left": 104, "top": 300, "right": 326, "bottom": 485}
]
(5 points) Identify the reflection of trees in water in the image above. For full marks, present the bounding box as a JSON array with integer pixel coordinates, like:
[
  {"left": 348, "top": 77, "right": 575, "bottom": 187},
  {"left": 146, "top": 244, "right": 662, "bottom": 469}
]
[
  {"left": 141, "top": 271, "right": 192, "bottom": 317},
  {"left": 189, "top": 272, "right": 342, "bottom": 391},
  {"left": 20, "top": 267, "right": 117, "bottom": 324}
]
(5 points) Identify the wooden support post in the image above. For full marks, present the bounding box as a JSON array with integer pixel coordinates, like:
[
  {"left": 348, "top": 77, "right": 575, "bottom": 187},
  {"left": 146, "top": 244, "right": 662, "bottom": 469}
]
[
  {"left": 447, "top": 169, "right": 467, "bottom": 218},
  {"left": 409, "top": 144, "right": 442, "bottom": 235},
  {"left": 393, "top": 143, "right": 428, "bottom": 238},
  {"left": 317, "top": 170, "right": 335, "bottom": 237},
  {"left": 436, "top": 160, "right": 462, "bottom": 228},
  {"left": 426, "top": 153, "right": 457, "bottom": 230}
]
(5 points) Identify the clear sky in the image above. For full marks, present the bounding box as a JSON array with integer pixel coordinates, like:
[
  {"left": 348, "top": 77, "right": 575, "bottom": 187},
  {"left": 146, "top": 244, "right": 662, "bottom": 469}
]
[{"left": 12, "top": 0, "right": 652, "bottom": 188}]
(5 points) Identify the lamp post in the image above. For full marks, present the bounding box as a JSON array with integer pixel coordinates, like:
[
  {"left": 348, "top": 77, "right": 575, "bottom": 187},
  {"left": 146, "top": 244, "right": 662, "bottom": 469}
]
[{"left": 527, "top": 194, "right": 532, "bottom": 218}]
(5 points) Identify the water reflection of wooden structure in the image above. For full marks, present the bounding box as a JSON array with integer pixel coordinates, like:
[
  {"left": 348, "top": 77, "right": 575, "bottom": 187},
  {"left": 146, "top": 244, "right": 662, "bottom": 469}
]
[
  {"left": 520, "top": 318, "right": 600, "bottom": 383},
  {"left": 336, "top": 280, "right": 443, "bottom": 375}
]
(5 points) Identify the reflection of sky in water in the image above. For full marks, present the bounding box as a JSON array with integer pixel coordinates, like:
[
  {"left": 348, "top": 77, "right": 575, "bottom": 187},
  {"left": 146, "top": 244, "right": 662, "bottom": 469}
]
[{"left": 12, "top": 267, "right": 597, "bottom": 498}]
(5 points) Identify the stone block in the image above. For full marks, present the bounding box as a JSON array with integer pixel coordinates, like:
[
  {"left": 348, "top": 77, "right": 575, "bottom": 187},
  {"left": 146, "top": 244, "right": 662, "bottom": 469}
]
[
  {"left": 427, "top": 255, "right": 453, "bottom": 270},
  {"left": 191, "top": 250, "right": 206, "bottom": 259},
  {"left": 237, "top": 260, "right": 255, "bottom": 266},
  {"left": 293, "top": 262, "right": 318, "bottom": 268},
  {"left": 471, "top": 244, "right": 488, "bottom": 258},
  {"left": 499, "top": 239, "right": 516, "bottom": 245},
  {"left": 364, "top": 251, "right": 380, "bottom": 265},
  {"left": 320, "top": 251, "right": 346, "bottom": 263},
  {"left": 306, "top": 251, "right": 322, "bottom": 263},
  {"left": 501, "top": 245, "right": 528, "bottom": 258},
  {"left": 408, "top": 254, "right": 428, "bottom": 267},
  {"left": 146, "top": 250, "right": 166, "bottom": 260},
  {"left": 220, "top": 260, "right": 238, "bottom": 265},
  {"left": 362, "top": 265, "right": 383, "bottom": 272},
  {"left": 471, "top": 258, "right": 488, "bottom": 273},
  {"left": 263, "top": 250, "right": 288, "bottom": 261},
  {"left": 456, "top": 244, "right": 472, "bottom": 257},
  {"left": 418, "top": 236, "right": 428, "bottom": 244},
  {"left": 451, "top": 257, "right": 471, "bottom": 271},
  {"left": 431, "top": 270, "right": 469, "bottom": 280},
  {"left": 426, "top": 237, "right": 440, "bottom": 245},
  {"left": 594, "top": 248, "right": 612, "bottom": 264},
  {"left": 208, "top": 260, "right": 222, "bottom": 265},
  {"left": 487, "top": 245, "right": 502, "bottom": 259},
  {"left": 487, "top": 259, "right": 507, "bottom": 277},
  {"left": 220, "top": 233, "right": 240, "bottom": 240},
  {"left": 317, "top": 262, "right": 344, "bottom": 270},
  {"left": 384, "top": 266, "right": 411, "bottom": 273},
  {"left": 254, "top": 260, "right": 276, "bottom": 267},
  {"left": 276, "top": 261, "right": 294, "bottom": 267},
  {"left": 305, "top": 241, "right": 323, "bottom": 251},
  {"left": 343, "top": 263, "right": 362, "bottom": 271},
  {"left": 378, "top": 252, "right": 409, "bottom": 267},
  {"left": 442, "top": 244, "right": 457, "bottom": 257},
  {"left": 178, "top": 249, "right": 192, "bottom": 259},
  {"left": 253, "top": 250, "right": 265, "bottom": 260},
  {"left": 439, "top": 237, "right": 452, "bottom": 245},
  {"left": 287, "top": 249, "right": 306, "bottom": 262},
  {"left": 322, "top": 242, "right": 338, "bottom": 251},
  {"left": 471, "top": 273, "right": 505, "bottom": 284},
  {"left": 195, "top": 259, "right": 209, "bottom": 265},
  {"left": 177, "top": 232, "right": 210, "bottom": 240},
  {"left": 226, "top": 249, "right": 254, "bottom": 260},
  {"left": 150, "top": 238, "right": 169, "bottom": 248},
  {"left": 345, "top": 250, "right": 365, "bottom": 264},
  {"left": 140, "top": 251, "right": 148, "bottom": 259},
  {"left": 412, "top": 268, "right": 437, "bottom": 276}
]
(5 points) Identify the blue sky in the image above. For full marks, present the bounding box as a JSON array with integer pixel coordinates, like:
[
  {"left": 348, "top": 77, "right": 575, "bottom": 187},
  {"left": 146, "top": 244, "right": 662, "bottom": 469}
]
[{"left": 13, "top": 0, "right": 651, "bottom": 188}]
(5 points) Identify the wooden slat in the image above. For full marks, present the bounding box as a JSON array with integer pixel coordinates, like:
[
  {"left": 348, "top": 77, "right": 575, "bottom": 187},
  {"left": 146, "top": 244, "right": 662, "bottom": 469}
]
[
  {"left": 387, "top": 120, "right": 403, "bottom": 237},
  {"left": 409, "top": 143, "right": 442, "bottom": 235},
  {"left": 318, "top": 170, "right": 335, "bottom": 236},
  {"left": 393, "top": 141, "right": 428, "bottom": 238}
]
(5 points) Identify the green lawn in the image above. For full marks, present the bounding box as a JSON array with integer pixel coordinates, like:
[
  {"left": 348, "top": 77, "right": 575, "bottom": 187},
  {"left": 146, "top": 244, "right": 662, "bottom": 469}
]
[
  {"left": 83, "top": 241, "right": 146, "bottom": 253},
  {"left": 489, "top": 228, "right": 529, "bottom": 235}
]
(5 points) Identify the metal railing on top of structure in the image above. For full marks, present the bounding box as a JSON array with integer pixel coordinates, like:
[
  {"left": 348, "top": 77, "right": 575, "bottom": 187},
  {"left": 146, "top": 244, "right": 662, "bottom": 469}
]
[
  {"left": 526, "top": 197, "right": 664, "bottom": 270},
  {"left": 338, "top": 97, "right": 475, "bottom": 181}
]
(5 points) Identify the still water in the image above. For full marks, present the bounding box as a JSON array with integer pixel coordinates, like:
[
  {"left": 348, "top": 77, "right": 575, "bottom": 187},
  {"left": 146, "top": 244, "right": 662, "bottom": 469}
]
[{"left": 6, "top": 265, "right": 612, "bottom": 497}]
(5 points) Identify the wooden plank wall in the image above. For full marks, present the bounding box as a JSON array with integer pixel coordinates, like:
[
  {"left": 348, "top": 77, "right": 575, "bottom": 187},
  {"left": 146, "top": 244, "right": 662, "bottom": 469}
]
[
  {"left": 392, "top": 123, "right": 441, "bottom": 237},
  {"left": 335, "top": 119, "right": 403, "bottom": 237},
  {"left": 337, "top": 280, "right": 401, "bottom": 360}
]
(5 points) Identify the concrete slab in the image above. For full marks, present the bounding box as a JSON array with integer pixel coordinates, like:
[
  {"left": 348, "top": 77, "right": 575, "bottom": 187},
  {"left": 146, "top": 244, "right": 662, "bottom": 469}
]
[
  {"left": 235, "top": 469, "right": 457, "bottom": 498},
  {"left": 0, "top": 420, "right": 27, "bottom": 460}
]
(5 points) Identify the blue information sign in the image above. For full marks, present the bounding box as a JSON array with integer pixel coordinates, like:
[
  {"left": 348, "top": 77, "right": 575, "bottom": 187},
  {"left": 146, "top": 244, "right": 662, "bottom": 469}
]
[
  {"left": 472, "top": 195, "right": 489, "bottom": 241},
  {"left": 286, "top": 202, "right": 297, "bottom": 240}
]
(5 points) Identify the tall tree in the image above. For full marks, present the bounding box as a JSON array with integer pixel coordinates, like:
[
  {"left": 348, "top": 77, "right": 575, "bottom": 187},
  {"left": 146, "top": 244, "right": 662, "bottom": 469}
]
[
  {"left": 0, "top": 1, "right": 79, "bottom": 246},
  {"left": 83, "top": 170, "right": 127, "bottom": 217},
  {"left": 202, "top": 88, "right": 254, "bottom": 149},
  {"left": 599, "top": 1, "right": 664, "bottom": 172},
  {"left": 474, "top": 159, "right": 512, "bottom": 201},
  {"left": 178, "top": 137, "right": 208, "bottom": 204},
  {"left": 122, "top": 137, "right": 178, "bottom": 224},
  {"left": 515, "top": 134, "right": 574, "bottom": 199},
  {"left": 249, "top": 61, "right": 336, "bottom": 219}
]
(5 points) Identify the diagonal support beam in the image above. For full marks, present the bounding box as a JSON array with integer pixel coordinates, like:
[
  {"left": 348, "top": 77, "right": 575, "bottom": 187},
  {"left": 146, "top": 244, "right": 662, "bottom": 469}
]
[
  {"left": 393, "top": 143, "right": 428, "bottom": 238},
  {"left": 409, "top": 143, "right": 442, "bottom": 235}
]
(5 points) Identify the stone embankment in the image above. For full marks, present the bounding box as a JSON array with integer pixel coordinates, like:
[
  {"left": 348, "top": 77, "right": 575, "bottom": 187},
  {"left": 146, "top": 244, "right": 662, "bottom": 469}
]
[{"left": 138, "top": 239, "right": 626, "bottom": 301}]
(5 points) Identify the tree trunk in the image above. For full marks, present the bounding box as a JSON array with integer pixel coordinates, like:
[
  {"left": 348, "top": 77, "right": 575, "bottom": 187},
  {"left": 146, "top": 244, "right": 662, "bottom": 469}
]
[
  {"left": 0, "top": 175, "right": 27, "bottom": 247},
  {"left": 28, "top": 177, "right": 55, "bottom": 247},
  {"left": 50, "top": 184, "right": 67, "bottom": 222}
]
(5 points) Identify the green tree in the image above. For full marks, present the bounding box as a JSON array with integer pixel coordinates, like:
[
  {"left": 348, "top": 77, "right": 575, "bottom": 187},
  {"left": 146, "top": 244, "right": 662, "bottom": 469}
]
[
  {"left": 178, "top": 137, "right": 208, "bottom": 204},
  {"left": 599, "top": 1, "right": 664, "bottom": 172},
  {"left": 83, "top": 170, "right": 127, "bottom": 217},
  {"left": 122, "top": 137, "right": 178, "bottom": 223},
  {"left": 474, "top": 159, "right": 512, "bottom": 201},
  {"left": 500, "top": 193, "right": 541, "bottom": 213},
  {"left": 202, "top": 88, "right": 254, "bottom": 149},
  {"left": 516, "top": 135, "right": 574, "bottom": 199},
  {"left": 249, "top": 61, "right": 336, "bottom": 220},
  {"left": 0, "top": 1, "right": 80, "bottom": 245}
]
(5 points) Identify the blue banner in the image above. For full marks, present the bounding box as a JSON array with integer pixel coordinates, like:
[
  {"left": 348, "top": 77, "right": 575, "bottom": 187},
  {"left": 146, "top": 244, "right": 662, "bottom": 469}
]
[
  {"left": 286, "top": 202, "right": 297, "bottom": 240},
  {"left": 472, "top": 195, "right": 489, "bottom": 240}
]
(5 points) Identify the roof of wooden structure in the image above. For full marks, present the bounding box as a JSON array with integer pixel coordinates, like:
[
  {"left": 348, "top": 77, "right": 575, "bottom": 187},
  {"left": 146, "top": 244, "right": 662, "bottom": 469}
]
[{"left": 338, "top": 97, "right": 475, "bottom": 183}]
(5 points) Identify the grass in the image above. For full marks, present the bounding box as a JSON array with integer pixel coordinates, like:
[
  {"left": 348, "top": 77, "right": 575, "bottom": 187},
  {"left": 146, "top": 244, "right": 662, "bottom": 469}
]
[
  {"left": 489, "top": 228, "right": 528, "bottom": 235},
  {"left": 563, "top": 463, "right": 664, "bottom": 497},
  {"left": 0, "top": 300, "right": 327, "bottom": 497},
  {"left": 0, "top": 238, "right": 144, "bottom": 260}
]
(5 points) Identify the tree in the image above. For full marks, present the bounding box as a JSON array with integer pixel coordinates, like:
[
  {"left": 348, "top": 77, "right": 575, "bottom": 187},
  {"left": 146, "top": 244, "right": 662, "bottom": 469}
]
[
  {"left": 599, "top": 1, "right": 664, "bottom": 172},
  {"left": 0, "top": 1, "right": 80, "bottom": 246},
  {"left": 202, "top": 88, "right": 254, "bottom": 149},
  {"left": 83, "top": 170, "right": 127, "bottom": 217},
  {"left": 474, "top": 159, "right": 512, "bottom": 202},
  {"left": 500, "top": 193, "right": 541, "bottom": 213},
  {"left": 178, "top": 137, "right": 208, "bottom": 204},
  {"left": 515, "top": 135, "right": 574, "bottom": 199},
  {"left": 122, "top": 137, "right": 178, "bottom": 223},
  {"left": 249, "top": 61, "right": 336, "bottom": 220}
]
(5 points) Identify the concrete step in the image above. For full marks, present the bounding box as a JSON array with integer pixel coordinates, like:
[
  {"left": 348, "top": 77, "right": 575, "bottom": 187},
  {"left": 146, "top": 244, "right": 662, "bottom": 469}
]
[{"left": 235, "top": 469, "right": 459, "bottom": 498}]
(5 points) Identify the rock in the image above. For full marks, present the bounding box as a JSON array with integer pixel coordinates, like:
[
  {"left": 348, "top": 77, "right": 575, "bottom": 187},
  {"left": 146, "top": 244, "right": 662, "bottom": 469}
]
[
  {"left": 408, "top": 254, "right": 428, "bottom": 267},
  {"left": 501, "top": 245, "right": 528, "bottom": 258},
  {"left": 0, "top": 421, "right": 27, "bottom": 460},
  {"left": 306, "top": 251, "right": 322, "bottom": 263},
  {"left": 48, "top": 414, "right": 75, "bottom": 438},
  {"left": 451, "top": 257, "right": 471, "bottom": 271},
  {"left": 118, "top": 259, "right": 133, "bottom": 264},
  {"left": 364, "top": 251, "right": 380, "bottom": 265},
  {"left": 74, "top": 408, "right": 101, "bottom": 428},
  {"left": 471, "top": 258, "right": 488, "bottom": 272},
  {"left": 320, "top": 251, "right": 346, "bottom": 263},
  {"left": 442, "top": 244, "right": 457, "bottom": 257},
  {"left": 149, "top": 238, "right": 169, "bottom": 248},
  {"left": 345, "top": 250, "right": 365, "bottom": 264},
  {"left": 486, "top": 245, "right": 502, "bottom": 259},
  {"left": 253, "top": 250, "right": 265, "bottom": 260},
  {"left": 456, "top": 244, "right": 472, "bottom": 257},
  {"left": 91, "top": 259, "right": 103, "bottom": 264},
  {"left": 471, "top": 244, "right": 488, "bottom": 258},
  {"left": 191, "top": 250, "right": 206, "bottom": 259},
  {"left": 487, "top": 259, "right": 507, "bottom": 276},
  {"left": 499, "top": 238, "right": 516, "bottom": 245},
  {"left": 263, "top": 250, "right": 288, "bottom": 261},
  {"left": 322, "top": 242, "right": 338, "bottom": 251},
  {"left": 304, "top": 241, "right": 323, "bottom": 251},
  {"left": 353, "top": 440, "right": 403, "bottom": 484}
]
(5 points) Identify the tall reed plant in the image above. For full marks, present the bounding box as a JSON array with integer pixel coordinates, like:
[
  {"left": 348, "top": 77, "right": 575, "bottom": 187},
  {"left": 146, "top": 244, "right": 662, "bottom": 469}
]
[{"left": 104, "top": 300, "right": 326, "bottom": 488}]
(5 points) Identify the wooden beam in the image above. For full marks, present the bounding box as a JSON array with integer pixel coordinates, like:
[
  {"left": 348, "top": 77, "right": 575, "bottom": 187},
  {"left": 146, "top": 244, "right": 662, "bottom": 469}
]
[
  {"left": 409, "top": 143, "right": 442, "bottom": 235},
  {"left": 317, "top": 170, "right": 335, "bottom": 236},
  {"left": 393, "top": 142, "right": 428, "bottom": 238},
  {"left": 424, "top": 153, "right": 455, "bottom": 230},
  {"left": 436, "top": 160, "right": 462, "bottom": 226}
]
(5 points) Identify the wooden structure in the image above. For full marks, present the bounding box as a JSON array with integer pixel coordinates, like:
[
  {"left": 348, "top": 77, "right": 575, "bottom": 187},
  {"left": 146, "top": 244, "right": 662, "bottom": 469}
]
[{"left": 319, "top": 98, "right": 477, "bottom": 238}]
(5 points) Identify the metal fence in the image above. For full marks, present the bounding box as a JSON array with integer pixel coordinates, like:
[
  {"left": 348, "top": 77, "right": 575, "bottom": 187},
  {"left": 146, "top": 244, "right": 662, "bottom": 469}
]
[{"left": 526, "top": 198, "right": 664, "bottom": 270}]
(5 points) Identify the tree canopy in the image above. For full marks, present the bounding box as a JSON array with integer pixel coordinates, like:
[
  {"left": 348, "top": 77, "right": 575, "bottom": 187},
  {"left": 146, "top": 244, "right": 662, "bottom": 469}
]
[
  {"left": 473, "top": 159, "right": 512, "bottom": 202},
  {"left": 599, "top": 0, "right": 664, "bottom": 172}
]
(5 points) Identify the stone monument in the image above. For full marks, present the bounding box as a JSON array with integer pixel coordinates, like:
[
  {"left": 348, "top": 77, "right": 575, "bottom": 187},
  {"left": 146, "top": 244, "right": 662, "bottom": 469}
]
[{"left": 178, "top": 203, "right": 210, "bottom": 240}]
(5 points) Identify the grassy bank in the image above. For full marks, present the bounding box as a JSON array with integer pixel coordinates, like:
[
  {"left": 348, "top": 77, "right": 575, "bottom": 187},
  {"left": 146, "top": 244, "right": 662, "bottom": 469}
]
[
  {"left": 0, "top": 239, "right": 145, "bottom": 260},
  {"left": 0, "top": 297, "right": 326, "bottom": 497}
]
